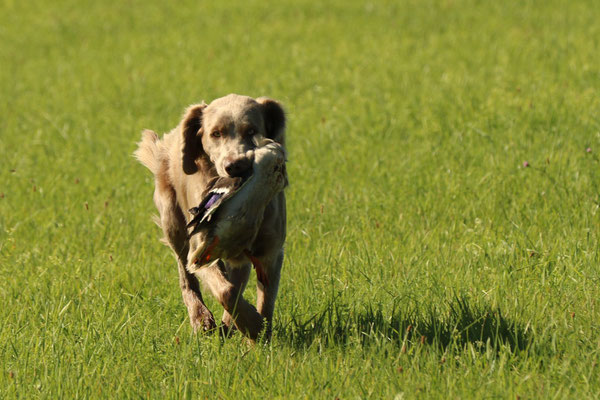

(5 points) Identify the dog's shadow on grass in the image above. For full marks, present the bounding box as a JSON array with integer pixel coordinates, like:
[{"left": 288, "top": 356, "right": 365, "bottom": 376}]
[{"left": 276, "top": 296, "right": 533, "bottom": 353}]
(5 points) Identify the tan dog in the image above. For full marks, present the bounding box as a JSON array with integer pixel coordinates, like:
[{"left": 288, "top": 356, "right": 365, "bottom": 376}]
[{"left": 135, "top": 94, "right": 286, "bottom": 340}]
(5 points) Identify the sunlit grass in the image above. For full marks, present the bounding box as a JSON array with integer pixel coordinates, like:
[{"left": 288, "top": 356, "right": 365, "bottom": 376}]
[{"left": 1, "top": 0, "right": 599, "bottom": 398}]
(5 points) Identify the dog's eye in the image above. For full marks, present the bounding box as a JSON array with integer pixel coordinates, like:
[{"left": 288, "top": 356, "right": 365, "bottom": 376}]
[{"left": 211, "top": 131, "right": 221, "bottom": 138}]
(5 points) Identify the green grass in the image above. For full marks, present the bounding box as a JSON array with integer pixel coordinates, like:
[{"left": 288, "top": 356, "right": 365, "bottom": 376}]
[{"left": 1, "top": 0, "right": 600, "bottom": 398}]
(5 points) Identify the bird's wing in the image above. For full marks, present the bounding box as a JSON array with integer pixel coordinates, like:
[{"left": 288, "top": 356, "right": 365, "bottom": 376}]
[
  {"left": 200, "top": 176, "right": 245, "bottom": 222},
  {"left": 187, "top": 176, "right": 248, "bottom": 236},
  {"left": 186, "top": 177, "right": 220, "bottom": 230}
]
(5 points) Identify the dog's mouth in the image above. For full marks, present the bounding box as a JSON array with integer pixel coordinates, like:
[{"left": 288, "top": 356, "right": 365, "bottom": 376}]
[{"left": 238, "top": 167, "right": 253, "bottom": 182}]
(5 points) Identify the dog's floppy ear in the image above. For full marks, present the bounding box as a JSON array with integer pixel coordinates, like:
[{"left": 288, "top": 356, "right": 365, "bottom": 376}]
[
  {"left": 181, "top": 102, "right": 207, "bottom": 175},
  {"left": 256, "top": 97, "right": 286, "bottom": 146}
]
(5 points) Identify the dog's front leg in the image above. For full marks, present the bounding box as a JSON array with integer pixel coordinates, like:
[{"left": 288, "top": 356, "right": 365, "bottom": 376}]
[
  {"left": 158, "top": 199, "right": 217, "bottom": 333},
  {"left": 256, "top": 248, "right": 284, "bottom": 339},
  {"left": 176, "top": 257, "right": 217, "bottom": 333},
  {"left": 196, "top": 260, "right": 264, "bottom": 341}
]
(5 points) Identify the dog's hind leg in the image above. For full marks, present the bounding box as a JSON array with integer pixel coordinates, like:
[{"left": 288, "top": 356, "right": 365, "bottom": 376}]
[
  {"left": 220, "top": 263, "right": 251, "bottom": 336},
  {"left": 256, "top": 248, "right": 284, "bottom": 339}
]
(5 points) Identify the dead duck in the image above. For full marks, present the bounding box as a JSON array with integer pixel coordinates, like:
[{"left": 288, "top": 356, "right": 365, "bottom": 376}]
[{"left": 186, "top": 140, "right": 288, "bottom": 286}]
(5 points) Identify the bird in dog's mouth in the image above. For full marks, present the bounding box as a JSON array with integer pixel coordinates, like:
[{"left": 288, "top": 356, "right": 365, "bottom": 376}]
[{"left": 185, "top": 140, "right": 288, "bottom": 286}]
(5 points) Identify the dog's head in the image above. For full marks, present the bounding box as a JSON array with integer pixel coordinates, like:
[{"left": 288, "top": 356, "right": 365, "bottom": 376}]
[{"left": 181, "top": 94, "right": 285, "bottom": 177}]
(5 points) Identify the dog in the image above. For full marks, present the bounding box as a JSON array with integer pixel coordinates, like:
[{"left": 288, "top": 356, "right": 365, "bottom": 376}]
[{"left": 134, "top": 94, "right": 286, "bottom": 340}]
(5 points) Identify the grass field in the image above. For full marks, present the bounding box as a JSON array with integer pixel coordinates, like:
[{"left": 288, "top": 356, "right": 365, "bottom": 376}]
[{"left": 1, "top": 0, "right": 600, "bottom": 398}]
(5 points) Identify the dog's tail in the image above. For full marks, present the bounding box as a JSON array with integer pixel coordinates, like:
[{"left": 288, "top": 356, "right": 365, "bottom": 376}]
[{"left": 134, "top": 129, "right": 162, "bottom": 175}]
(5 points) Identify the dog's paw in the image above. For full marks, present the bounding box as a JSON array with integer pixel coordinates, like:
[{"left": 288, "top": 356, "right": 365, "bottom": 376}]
[{"left": 190, "top": 306, "right": 217, "bottom": 333}]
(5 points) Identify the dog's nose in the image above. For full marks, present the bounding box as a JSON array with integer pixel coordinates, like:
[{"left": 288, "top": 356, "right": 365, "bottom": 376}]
[{"left": 224, "top": 156, "right": 252, "bottom": 177}]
